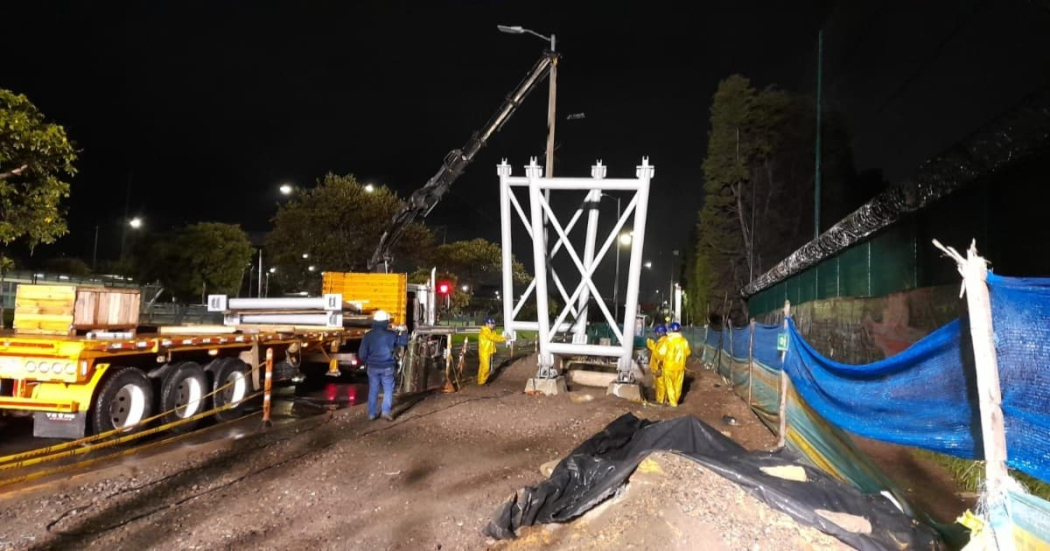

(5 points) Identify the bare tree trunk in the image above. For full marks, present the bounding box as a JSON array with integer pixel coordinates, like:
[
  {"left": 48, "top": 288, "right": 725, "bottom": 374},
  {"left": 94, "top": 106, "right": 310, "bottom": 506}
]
[
  {"left": 733, "top": 182, "right": 753, "bottom": 280},
  {"left": 0, "top": 266, "right": 5, "bottom": 330}
]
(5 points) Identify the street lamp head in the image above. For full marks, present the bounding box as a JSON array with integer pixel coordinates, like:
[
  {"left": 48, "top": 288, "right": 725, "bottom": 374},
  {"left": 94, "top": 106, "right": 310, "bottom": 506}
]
[
  {"left": 619, "top": 233, "right": 632, "bottom": 246},
  {"left": 364, "top": 183, "right": 375, "bottom": 193},
  {"left": 129, "top": 217, "right": 143, "bottom": 229},
  {"left": 461, "top": 285, "right": 469, "bottom": 292},
  {"left": 268, "top": 267, "right": 276, "bottom": 274},
  {"left": 279, "top": 184, "right": 293, "bottom": 195},
  {"left": 644, "top": 261, "right": 652, "bottom": 269},
  {"left": 497, "top": 25, "right": 525, "bottom": 34},
  {"left": 302, "top": 253, "right": 309, "bottom": 259},
  {"left": 308, "top": 265, "right": 316, "bottom": 272}
]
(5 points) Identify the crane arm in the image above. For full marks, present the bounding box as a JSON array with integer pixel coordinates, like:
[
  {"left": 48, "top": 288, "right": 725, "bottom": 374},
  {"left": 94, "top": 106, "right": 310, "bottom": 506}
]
[{"left": 368, "top": 51, "right": 557, "bottom": 271}]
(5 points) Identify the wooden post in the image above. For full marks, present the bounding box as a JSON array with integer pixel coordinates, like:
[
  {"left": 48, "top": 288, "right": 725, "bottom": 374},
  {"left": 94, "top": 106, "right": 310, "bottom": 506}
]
[
  {"left": 777, "top": 300, "right": 790, "bottom": 449},
  {"left": 702, "top": 324, "right": 709, "bottom": 368},
  {"left": 747, "top": 319, "right": 755, "bottom": 407},
  {"left": 728, "top": 319, "right": 735, "bottom": 388},
  {"left": 262, "top": 347, "right": 274, "bottom": 428},
  {"left": 935, "top": 240, "right": 1010, "bottom": 500}
]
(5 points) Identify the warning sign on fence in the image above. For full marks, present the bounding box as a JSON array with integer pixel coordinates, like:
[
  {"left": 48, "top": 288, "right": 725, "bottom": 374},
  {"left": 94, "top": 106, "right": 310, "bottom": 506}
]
[{"left": 777, "top": 333, "right": 789, "bottom": 351}]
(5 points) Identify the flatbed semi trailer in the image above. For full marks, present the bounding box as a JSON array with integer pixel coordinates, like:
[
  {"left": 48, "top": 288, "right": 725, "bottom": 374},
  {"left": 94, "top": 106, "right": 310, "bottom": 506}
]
[
  {"left": 0, "top": 273, "right": 430, "bottom": 439},
  {"left": 0, "top": 322, "right": 366, "bottom": 438}
]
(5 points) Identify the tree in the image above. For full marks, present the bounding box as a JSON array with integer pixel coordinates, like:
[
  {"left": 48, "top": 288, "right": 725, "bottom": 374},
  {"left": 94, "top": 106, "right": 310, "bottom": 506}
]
[
  {"left": 0, "top": 89, "right": 77, "bottom": 255},
  {"left": 428, "top": 238, "right": 528, "bottom": 289},
  {"left": 43, "top": 257, "right": 92, "bottom": 276},
  {"left": 693, "top": 75, "right": 857, "bottom": 322},
  {"left": 266, "top": 173, "right": 432, "bottom": 291},
  {"left": 0, "top": 89, "right": 77, "bottom": 328},
  {"left": 135, "top": 223, "right": 253, "bottom": 303}
]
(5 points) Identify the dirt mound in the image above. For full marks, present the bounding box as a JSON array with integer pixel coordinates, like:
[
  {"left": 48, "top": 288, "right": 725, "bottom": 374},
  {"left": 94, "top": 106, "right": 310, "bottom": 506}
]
[{"left": 495, "top": 451, "right": 852, "bottom": 550}]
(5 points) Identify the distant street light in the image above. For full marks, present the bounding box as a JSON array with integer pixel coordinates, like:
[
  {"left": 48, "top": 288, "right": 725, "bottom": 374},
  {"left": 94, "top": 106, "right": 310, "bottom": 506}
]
[
  {"left": 619, "top": 233, "right": 632, "bottom": 246},
  {"left": 462, "top": 285, "right": 469, "bottom": 292},
  {"left": 302, "top": 253, "right": 309, "bottom": 259},
  {"left": 644, "top": 261, "right": 652, "bottom": 269},
  {"left": 364, "top": 183, "right": 375, "bottom": 193},
  {"left": 308, "top": 265, "right": 316, "bottom": 272},
  {"left": 129, "top": 217, "right": 143, "bottom": 229},
  {"left": 269, "top": 267, "right": 276, "bottom": 274},
  {"left": 279, "top": 183, "right": 293, "bottom": 195}
]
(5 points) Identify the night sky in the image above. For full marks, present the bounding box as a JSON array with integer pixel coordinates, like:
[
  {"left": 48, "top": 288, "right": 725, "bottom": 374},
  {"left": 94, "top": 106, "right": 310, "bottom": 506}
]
[{"left": 4, "top": 1, "right": 1049, "bottom": 297}]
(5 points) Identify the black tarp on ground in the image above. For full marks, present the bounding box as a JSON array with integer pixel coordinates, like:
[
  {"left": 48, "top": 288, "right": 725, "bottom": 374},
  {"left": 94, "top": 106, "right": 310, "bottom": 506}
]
[{"left": 484, "top": 413, "right": 942, "bottom": 551}]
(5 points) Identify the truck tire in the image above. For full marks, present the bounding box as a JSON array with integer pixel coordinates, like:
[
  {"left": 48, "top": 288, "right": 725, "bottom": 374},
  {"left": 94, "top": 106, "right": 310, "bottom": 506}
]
[
  {"left": 212, "top": 358, "right": 250, "bottom": 422},
  {"left": 160, "top": 362, "right": 207, "bottom": 433},
  {"left": 92, "top": 366, "right": 154, "bottom": 435}
]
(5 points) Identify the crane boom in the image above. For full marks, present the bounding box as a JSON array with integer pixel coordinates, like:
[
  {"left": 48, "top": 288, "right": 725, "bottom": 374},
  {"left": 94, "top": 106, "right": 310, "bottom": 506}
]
[{"left": 368, "top": 51, "right": 557, "bottom": 271}]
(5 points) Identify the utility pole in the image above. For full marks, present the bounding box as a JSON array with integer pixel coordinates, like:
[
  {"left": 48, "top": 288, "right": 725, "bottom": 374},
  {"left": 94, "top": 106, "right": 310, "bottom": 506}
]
[
  {"left": 257, "top": 249, "right": 263, "bottom": 298},
  {"left": 545, "top": 36, "right": 557, "bottom": 180},
  {"left": 120, "top": 172, "right": 131, "bottom": 261},
  {"left": 92, "top": 224, "right": 99, "bottom": 270},
  {"left": 814, "top": 29, "right": 824, "bottom": 239}
]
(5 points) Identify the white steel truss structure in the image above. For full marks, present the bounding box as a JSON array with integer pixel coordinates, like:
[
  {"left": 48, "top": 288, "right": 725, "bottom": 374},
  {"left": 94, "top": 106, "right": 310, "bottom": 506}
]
[{"left": 498, "top": 157, "right": 653, "bottom": 380}]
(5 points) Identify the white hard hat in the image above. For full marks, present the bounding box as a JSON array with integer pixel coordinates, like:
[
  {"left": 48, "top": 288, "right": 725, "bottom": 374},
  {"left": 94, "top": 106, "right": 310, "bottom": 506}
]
[{"left": 373, "top": 310, "right": 390, "bottom": 322}]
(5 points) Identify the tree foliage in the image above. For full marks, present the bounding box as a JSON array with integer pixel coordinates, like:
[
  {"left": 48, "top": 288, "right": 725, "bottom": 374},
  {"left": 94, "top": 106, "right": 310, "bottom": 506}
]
[
  {"left": 135, "top": 223, "right": 253, "bottom": 303},
  {"left": 690, "top": 74, "right": 857, "bottom": 323},
  {"left": 427, "top": 238, "right": 529, "bottom": 291},
  {"left": 266, "top": 173, "right": 432, "bottom": 292},
  {"left": 0, "top": 89, "right": 76, "bottom": 258}
]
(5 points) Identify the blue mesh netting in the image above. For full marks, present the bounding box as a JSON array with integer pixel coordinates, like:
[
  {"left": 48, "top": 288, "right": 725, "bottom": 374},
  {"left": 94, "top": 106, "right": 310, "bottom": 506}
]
[
  {"left": 706, "top": 327, "right": 721, "bottom": 347},
  {"left": 987, "top": 272, "right": 1050, "bottom": 481},
  {"left": 777, "top": 271, "right": 1050, "bottom": 482},
  {"left": 731, "top": 327, "right": 751, "bottom": 359},
  {"left": 783, "top": 317, "right": 981, "bottom": 458},
  {"left": 753, "top": 324, "right": 785, "bottom": 369}
]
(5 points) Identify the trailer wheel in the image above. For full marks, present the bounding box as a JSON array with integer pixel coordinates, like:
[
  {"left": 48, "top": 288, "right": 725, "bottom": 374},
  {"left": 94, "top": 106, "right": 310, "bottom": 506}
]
[
  {"left": 213, "top": 358, "right": 250, "bottom": 422},
  {"left": 92, "top": 366, "right": 154, "bottom": 435},
  {"left": 160, "top": 362, "right": 207, "bottom": 432}
]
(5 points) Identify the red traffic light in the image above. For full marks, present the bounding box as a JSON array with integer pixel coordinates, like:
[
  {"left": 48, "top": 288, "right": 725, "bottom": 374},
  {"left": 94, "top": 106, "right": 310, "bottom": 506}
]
[{"left": 437, "top": 282, "right": 451, "bottom": 295}]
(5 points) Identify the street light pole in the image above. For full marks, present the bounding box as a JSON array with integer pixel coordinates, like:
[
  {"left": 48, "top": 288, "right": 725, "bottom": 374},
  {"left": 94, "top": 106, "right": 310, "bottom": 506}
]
[{"left": 92, "top": 224, "right": 99, "bottom": 271}]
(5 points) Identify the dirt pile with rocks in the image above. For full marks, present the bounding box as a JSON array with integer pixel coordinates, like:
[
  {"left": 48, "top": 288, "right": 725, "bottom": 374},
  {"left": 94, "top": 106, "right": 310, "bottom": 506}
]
[{"left": 496, "top": 451, "right": 853, "bottom": 550}]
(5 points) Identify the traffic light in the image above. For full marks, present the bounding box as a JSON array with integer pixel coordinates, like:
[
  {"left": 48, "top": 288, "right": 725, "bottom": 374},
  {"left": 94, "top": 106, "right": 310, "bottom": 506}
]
[{"left": 437, "top": 281, "right": 451, "bottom": 295}]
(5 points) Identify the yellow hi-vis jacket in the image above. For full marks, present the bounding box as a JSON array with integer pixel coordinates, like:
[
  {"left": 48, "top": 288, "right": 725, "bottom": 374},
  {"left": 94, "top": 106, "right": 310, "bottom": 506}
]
[
  {"left": 479, "top": 325, "right": 506, "bottom": 356},
  {"left": 656, "top": 332, "right": 691, "bottom": 372}
]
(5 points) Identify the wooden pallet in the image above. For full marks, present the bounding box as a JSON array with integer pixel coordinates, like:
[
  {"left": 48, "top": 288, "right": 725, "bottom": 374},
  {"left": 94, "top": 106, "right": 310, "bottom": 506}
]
[{"left": 13, "top": 284, "right": 140, "bottom": 336}]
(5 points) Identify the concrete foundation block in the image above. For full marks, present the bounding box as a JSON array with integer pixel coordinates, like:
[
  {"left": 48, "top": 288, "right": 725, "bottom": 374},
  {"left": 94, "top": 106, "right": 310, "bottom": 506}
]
[
  {"left": 606, "top": 382, "right": 643, "bottom": 402},
  {"left": 525, "top": 376, "right": 567, "bottom": 396}
]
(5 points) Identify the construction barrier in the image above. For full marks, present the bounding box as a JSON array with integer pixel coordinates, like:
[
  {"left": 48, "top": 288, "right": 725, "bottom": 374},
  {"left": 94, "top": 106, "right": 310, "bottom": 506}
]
[{"left": 682, "top": 266, "right": 1050, "bottom": 548}]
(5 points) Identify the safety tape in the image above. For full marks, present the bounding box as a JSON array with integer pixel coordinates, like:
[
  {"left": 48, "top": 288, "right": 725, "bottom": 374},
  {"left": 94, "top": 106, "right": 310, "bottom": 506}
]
[
  {"left": 0, "top": 354, "right": 273, "bottom": 467},
  {"left": 0, "top": 409, "right": 264, "bottom": 489},
  {"left": 0, "top": 389, "right": 265, "bottom": 473}
]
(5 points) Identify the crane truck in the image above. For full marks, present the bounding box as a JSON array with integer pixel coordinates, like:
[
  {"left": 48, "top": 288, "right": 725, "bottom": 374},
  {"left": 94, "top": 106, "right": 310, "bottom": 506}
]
[{"left": 0, "top": 49, "right": 556, "bottom": 440}]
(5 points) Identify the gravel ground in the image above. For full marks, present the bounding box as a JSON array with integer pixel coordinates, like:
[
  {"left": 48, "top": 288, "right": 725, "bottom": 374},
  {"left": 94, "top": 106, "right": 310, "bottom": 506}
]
[{"left": 0, "top": 353, "right": 837, "bottom": 551}]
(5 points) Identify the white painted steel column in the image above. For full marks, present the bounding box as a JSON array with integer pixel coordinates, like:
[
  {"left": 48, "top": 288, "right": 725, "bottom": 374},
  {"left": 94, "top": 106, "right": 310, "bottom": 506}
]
[
  {"left": 498, "top": 161, "right": 516, "bottom": 340},
  {"left": 573, "top": 186, "right": 603, "bottom": 343},
  {"left": 618, "top": 158, "right": 654, "bottom": 375},
  {"left": 428, "top": 267, "right": 437, "bottom": 325},
  {"left": 526, "top": 159, "right": 554, "bottom": 375},
  {"left": 673, "top": 283, "right": 682, "bottom": 323}
]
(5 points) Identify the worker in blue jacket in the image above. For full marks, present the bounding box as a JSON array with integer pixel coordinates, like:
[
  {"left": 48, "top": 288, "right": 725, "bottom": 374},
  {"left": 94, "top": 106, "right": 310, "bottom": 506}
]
[{"left": 358, "top": 310, "right": 409, "bottom": 421}]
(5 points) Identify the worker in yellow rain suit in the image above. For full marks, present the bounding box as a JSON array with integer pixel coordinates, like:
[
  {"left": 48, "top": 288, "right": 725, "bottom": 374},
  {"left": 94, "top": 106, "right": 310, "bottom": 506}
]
[
  {"left": 647, "top": 324, "right": 668, "bottom": 403},
  {"left": 656, "top": 322, "right": 691, "bottom": 406},
  {"left": 478, "top": 317, "right": 506, "bottom": 385}
]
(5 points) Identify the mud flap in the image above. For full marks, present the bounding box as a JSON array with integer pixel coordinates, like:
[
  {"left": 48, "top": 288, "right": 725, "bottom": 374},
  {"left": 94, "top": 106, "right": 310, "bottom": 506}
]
[{"left": 33, "top": 411, "right": 88, "bottom": 439}]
